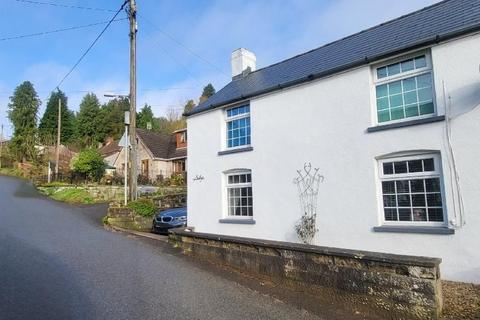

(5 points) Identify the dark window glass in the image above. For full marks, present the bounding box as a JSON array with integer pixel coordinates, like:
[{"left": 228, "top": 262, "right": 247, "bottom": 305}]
[
  {"left": 396, "top": 180, "right": 409, "bottom": 193},
  {"left": 383, "top": 195, "right": 397, "bottom": 207},
  {"left": 411, "top": 194, "right": 426, "bottom": 206},
  {"left": 426, "top": 193, "right": 443, "bottom": 207},
  {"left": 410, "top": 179, "right": 425, "bottom": 192},
  {"left": 384, "top": 209, "right": 397, "bottom": 221},
  {"left": 397, "top": 194, "right": 411, "bottom": 207},
  {"left": 428, "top": 208, "right": 443, "bottom": 222},
  {"left": 423, "top": 158, "right": 434, "bottom": 171},
  {"left": 425, "top": 178, "right": 441, "bottom": 192},
  {"left": 408, "top": 160, "right": 423, "bottom": 173},
  {"left": 398, "top": 209, "right": 412, "bottom": 221},
  {"left": 382, "top": 181, "right": 395, "bottom": 194},
  {"left": 383, "top": 162, "right": 394, "bottom": 175},
  {"left": 394, "top": 161, "right": 407, "bottom": 174}
]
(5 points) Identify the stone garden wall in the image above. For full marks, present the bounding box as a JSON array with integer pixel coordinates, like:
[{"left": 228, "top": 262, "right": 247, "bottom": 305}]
[
  {"left": 169, "top": 229, "right": 443, "bottom": 319},
  {"left": 106, "top": 206, "right": 152, "bottom": 232}
]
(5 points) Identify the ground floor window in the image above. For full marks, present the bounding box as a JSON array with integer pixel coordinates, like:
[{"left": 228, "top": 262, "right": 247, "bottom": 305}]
[
  {"left": 173, "top": 160, "right": 186, "bottom": 173},
  {"left": 226, "top": 171, "right": 253, "bottom": 217},
  {"left": 378, "top": 153, "right": 445, "bottom": 225},
  {"left": 141, "top": 159, "right": 149, "bottom": 179}
]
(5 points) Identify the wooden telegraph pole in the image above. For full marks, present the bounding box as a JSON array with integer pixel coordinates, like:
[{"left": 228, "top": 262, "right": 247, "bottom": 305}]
[
  {"left": 0, "top": 124, "right": 3, "bottom": 169},
  {"left": 129, "top": 0, "right": 138, "bottom": 200},
  {"left": 55, "top": 97, "right": 61, "bottom": 177}
]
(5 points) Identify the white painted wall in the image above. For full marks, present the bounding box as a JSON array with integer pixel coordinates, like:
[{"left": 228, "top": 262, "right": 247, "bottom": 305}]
[{"left": 187, "top": 33, "right": 480, "bottom": 283}]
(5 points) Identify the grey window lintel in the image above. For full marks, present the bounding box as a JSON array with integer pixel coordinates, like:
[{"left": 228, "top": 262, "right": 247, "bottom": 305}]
[
  {"left": 218, "top": 146, "right": 253, "bottom": 156},
  {"left": 373, "top": 225, "right": 454, "bottom": 235},
  {"left": 219, "top": 219, "right": 256, "bottom": 225},
  {"left": 367, "top": 115, "right": 445, "bottom": 133}
]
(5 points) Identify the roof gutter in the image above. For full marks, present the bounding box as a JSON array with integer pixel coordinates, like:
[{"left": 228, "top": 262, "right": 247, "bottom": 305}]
[{"left": 185, "top": 23, "right": 480, "bottom": 118}]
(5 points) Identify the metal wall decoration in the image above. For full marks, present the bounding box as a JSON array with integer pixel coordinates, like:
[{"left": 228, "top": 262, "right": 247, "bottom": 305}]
[
  {"left": 193, "top": 174, "right": 205, "bottom": 182},
  {"left": 293, "top": 163, "right": 324, "bottom": 244}
]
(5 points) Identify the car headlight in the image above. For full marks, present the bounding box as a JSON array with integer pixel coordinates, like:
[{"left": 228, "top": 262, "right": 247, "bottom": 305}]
[{"left": 174, "top": 216, "right": 187, "bottom": 222}]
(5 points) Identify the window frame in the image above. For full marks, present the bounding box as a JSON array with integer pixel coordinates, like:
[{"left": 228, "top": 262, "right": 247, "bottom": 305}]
[
  {"left": 372, "top": 51, "right": 437, "bottom": 126},
  {"left": 180, "top": 131, "right": 187, "bottom": 143},
  {"left": 224, "top": 104, "right": 251, "bottom": 150},
  {"left": 223, "top": 170, "right": 254, "bottom": 220},
  {"left": 376, "top": 153, "right": 447, "bottom": 228}
]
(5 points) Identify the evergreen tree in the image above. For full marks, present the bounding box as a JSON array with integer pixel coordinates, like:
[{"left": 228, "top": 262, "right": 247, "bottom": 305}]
[
  {"left": 199, "top": 83, "right": 215, "bottom": 103},
  {"left": 38, "top": 90, "right": 74, "bottom": 145},
  {"left": 137, "top": 104, "right": 157, "bottom": 130},
  {"left": 202, "top": 83, "right": 215, "bottom": 98},
  {"left": 76, "top": 93, "right": 101, "bottom": 146},
  {"left": 97, "top": 97, "right": 129, "bottom": 142},
  {"left": 183, "top": 99, "right": 196, "bottom": 114},
  {"left": 7, "top": 81, "right": 40, "bottom": 162}
]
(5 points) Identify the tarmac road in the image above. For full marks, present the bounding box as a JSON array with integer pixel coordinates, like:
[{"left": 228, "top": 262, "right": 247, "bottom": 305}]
[{"left": 0, "top": 176, "right": 321, "bottom": 320}]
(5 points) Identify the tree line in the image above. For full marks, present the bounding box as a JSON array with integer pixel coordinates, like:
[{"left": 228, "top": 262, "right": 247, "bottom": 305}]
[{"left": 6, "top": 81, "right": 215, "bottom": 163}]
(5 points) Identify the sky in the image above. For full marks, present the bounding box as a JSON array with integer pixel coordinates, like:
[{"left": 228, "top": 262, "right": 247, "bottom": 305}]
[{"left": 0, "top": 0, "right": 441, "bottom": 138}]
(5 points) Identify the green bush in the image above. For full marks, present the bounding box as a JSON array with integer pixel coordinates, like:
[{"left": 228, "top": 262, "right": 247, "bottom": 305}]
[
  {"left": 50, "top": 188, "right": 94, "bottom": 204},
  {"left": 170, "top": 173, "right": 185, "bottom": 186},
  {"left": 127, "top": 199, "right": 157, "bottom": 217},
  {"left": 71, "top": 149, "right": 106, "bottom": 182}
]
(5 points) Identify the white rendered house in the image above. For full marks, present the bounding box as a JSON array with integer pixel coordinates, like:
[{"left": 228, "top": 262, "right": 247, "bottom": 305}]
[{"left": 185, "top": 0, "right": 480, "bottom": 283}]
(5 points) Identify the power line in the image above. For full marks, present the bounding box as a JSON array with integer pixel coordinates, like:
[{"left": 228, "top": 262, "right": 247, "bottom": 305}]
[
  {"left": 13, "top": 0, "right": 116, "bottom": 12},
  {"left": 54, "top": 0, "right": 129, "bottom": 90},
  {"left": 0, "top": 18, "right": 127, "bottom": 42},
  {"left": 140, "top": 30, "right": 204, "bottom": 88},
  {"left": 138, "top": 13, "right": 230, "bottom": 78}
]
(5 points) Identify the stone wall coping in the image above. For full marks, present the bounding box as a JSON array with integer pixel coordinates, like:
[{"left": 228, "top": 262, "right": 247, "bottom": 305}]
[{"left": 169, "top": 228, "right": 442, "bottom": 268}]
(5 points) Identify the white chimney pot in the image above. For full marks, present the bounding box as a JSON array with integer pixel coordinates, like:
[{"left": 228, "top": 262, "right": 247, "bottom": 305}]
[{"left": 231, "top": 48, "right": 256, "bottom": 79}]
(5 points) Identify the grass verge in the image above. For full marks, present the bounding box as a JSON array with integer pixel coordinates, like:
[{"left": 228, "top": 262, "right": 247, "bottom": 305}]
[
  {"left": 0, "top": 167, "right": 24, "bottom": 178},
  {"left": 48, "top": 188, "right": 95, "bottom": 204}
]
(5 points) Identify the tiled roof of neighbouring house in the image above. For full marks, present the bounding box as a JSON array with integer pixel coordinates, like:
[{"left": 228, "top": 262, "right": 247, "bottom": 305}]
[
  {"left": 186, "top": 0, "right": 480, "bottom": 116},
  {"left": 99, "top": 140, "right": 121, "bottom": 157},
  {"left": 137, "top": 129, "right": 187, "bottom": 160}
]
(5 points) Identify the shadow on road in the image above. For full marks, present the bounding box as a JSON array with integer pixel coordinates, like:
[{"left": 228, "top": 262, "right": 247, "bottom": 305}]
[{"left": 0, "top": 235, "right": 95, "bottom": 320}]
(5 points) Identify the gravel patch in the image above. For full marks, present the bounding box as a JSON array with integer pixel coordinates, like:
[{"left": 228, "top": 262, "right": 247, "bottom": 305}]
[{"left": 442, "top": 280, "right": 480, "bottom": 319}]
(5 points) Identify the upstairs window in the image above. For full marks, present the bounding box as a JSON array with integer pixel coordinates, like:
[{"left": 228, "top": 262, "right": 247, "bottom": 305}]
[
  {"left": 226, "top": 105, "right": 251, "bottom": 148},
  {"left": 180, "top": 131, "right": 187, "bottom": 143},
  {"left": 226, "top": 171, "right": 253, "bottom": 217},
  {"left": 378, "top": 154, "right": 446, "bottom": 226},
  {"left": 374, "top": 54, "right": 435, "bottom": 124}
]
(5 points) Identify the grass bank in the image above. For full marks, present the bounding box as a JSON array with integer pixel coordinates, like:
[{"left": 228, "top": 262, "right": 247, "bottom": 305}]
[
  {"left": 0, "top": 167, "right": 25, "bottom": 179},
  {"left": 37, "top": 186, "right": 96, "bottom": 205}
]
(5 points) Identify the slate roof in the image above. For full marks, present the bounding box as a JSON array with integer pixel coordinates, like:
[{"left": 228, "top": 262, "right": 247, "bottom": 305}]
[
  {"left": 187, "top": 0, "right": 480, "bottom": 116},
  {"left": 137, "top": 129, "right": 187, "bottom": 160},
  {"left": 99, "top": 140, "right": 121, "bottom": 157}
]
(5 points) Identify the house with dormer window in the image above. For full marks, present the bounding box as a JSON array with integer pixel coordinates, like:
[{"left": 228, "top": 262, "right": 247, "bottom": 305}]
[
  {"left": 102, "top": 128, "right": 187, "bottom": 183},
  {"left": 185, "top": 0, "right": 480, "bottom": 283}
]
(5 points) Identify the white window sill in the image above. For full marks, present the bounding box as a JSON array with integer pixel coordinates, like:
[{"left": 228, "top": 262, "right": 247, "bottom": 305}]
[
  {"left": 372, "top": 225, "right": 454, "bottom": 234},
  {"left": 367, "top": 115, "right": 445, "bottom": 133},
  {"left": 219, "top": 218, "right": 256, "bottom": 225}
]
